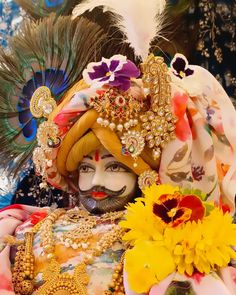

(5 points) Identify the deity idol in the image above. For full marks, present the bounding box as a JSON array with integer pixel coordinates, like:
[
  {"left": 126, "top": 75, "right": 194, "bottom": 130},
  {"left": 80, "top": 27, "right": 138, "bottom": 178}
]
[
  {"left": 8, "top": 148, "right": 138, "bottom": 295},
  {"left": 0, "top": 8, "right": 236, "bottom": 295}
]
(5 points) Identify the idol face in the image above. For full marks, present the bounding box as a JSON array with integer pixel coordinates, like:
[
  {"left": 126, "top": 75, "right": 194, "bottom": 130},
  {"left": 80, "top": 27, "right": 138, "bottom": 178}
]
[{"left": 78, "top": 148, "right": 138, "bottom": 214}]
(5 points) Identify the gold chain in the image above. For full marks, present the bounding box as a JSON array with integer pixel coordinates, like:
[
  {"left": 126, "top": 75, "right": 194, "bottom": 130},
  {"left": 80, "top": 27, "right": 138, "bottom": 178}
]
[{"left": 12, "top": 208, "right": 126, "bottom": 295}]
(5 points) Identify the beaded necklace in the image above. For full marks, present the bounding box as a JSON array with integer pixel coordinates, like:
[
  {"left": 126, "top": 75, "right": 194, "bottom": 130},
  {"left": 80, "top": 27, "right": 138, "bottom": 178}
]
[{"left": 12, "top": 208, "right": 126, "bottom": 295}]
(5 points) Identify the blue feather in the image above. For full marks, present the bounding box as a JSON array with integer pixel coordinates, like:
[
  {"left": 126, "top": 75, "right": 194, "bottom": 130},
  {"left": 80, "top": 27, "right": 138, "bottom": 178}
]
[{"left": 45, "top": 0, "right": 64, "bottom": 8}]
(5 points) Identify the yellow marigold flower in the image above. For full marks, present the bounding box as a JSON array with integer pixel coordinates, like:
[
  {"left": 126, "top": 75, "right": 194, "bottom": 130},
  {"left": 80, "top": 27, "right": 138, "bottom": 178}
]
[
  {"left": 121, "top": 184, "right": 236, "bottom": 293},
  {"left": 120, "top": 198, "right": 164, "bottom": 243},
  {"left": 164, "top": 208, "right": 236, "bottom": 276},
  {"left": 125, "top": 241, "right": 175, "bottom": 293}
]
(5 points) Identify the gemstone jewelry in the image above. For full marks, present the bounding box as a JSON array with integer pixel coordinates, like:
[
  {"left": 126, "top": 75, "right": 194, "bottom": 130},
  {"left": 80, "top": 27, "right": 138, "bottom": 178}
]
[
  {"left": 33, "top": 120, "right": 61, "bottom": 189},
  {"left": 121, "top": 130, "right": 145, "bottom": 167},
  {"left": 30, "top": 86, "right": 57, "bottom": 119},
  {"left": 32, "top": 146, "right": 54, "bottom": 189},
  {"left": 37, "top": 121, "right": 61, "bottom": 151},
  {"left": 61, "top": 207, "right": 91, "bottom": 224},
  {"left": 32, "top": 147, "right": 47, "bottom": 179},
  {"left": 138, "top": 169, "right": 159, "bottom": 190},
  {"left": 141, "top": 54, "right": 176, "bottom": 160},
  {"left": 90, "top": 88, "right": 142, "bottom": 132},
  {"left": 60, "top": 209, "right": 124, "bottom": 250}
]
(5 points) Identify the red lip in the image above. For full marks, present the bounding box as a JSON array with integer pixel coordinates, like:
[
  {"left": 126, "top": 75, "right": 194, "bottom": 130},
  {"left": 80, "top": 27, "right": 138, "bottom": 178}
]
[{"left": 91, "top": 191, "right": 108, "bottom": 200}]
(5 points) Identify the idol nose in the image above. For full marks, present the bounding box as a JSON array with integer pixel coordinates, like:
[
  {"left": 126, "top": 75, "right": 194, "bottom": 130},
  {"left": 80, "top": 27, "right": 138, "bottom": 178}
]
[{"left": 91, "top": 169, "right": 105, "bottom": 187}]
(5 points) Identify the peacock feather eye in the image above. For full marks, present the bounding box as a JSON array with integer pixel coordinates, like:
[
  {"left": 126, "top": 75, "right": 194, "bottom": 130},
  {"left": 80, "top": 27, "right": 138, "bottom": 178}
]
[
  {"left": 0, "top": 14, "right": 110, "bottom": 179},
  {"left": 16, "top": 69, "right": 68, "bottom": 142}
]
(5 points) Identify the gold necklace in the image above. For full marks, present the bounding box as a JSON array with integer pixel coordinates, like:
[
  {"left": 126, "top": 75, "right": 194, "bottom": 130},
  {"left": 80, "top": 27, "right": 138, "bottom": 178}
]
[
  {"left": 60, "top": 208, "right": 124, "bottom": 250},
  {"left": 12, "top": 208, "right": 126, "bottom": 295}
]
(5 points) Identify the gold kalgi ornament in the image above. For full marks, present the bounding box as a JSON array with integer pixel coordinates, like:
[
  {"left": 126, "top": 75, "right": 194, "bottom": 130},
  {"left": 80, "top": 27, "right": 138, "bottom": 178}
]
[{"left": 141, "top": 54, "right": 177, "bottom": 160}]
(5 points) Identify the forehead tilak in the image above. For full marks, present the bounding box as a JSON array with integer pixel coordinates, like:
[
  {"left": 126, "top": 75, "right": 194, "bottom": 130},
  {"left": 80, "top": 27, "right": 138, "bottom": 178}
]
[{"left": 94, "top": 150, "right": 100, "bottom": 162}]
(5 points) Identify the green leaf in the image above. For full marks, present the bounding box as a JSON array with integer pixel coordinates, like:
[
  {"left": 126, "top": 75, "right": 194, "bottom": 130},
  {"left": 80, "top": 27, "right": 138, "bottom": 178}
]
[
  {"left": 180, "top": 187, "right": 207, "bottom": 201},
  {"left": 203, "top": 202, "right": 215, "bottom": 216}
]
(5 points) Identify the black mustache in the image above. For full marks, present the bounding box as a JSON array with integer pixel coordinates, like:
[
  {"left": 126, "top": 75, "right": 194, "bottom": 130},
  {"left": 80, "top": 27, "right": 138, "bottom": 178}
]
[{"left": 78, "top": 185, "right": 126, "bottom": 197}]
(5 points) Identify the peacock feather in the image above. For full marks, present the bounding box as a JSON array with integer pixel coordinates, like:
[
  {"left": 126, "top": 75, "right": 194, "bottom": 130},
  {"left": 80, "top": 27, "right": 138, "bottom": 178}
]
[
  {"left": 168, "top": 0, "right": 191, "bottom": 17},
  {"left": 14, "top": 0, "right": 80, "bottom": 19},
  {"left": 0, "top": 14, "right": 110, "bottom": 176}
]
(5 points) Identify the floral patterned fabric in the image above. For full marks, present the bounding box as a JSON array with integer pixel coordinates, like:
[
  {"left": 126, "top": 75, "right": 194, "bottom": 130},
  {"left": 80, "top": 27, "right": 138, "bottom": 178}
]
[
  {"left": 0, "top": 205, "right": 125, "bottom": 295},
  {"left": 0, "top": 205, "right": 236, "bottom": 295},
  {"left": 160, "top": 56, "right": 236, "bottom": 211}
]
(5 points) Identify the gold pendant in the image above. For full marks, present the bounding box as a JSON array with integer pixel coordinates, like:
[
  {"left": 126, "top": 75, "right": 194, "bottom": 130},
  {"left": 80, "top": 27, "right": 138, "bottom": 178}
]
[{"left": 37, "top": 260, "right": 89, "bottom": 295}]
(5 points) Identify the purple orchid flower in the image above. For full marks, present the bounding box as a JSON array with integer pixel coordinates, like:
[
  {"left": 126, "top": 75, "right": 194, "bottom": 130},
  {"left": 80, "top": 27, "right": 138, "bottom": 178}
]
[
  {"left": 83, "top": 55, "right": 140, "bottom": 91},
  {"left": 171, "top": 53, "right": 194, "bottom": 79}
]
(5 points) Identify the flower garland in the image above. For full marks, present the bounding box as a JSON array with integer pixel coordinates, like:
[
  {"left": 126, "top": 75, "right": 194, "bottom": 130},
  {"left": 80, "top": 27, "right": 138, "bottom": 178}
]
[{"left": 120, "top": 184, "right": 236, "bottom": 293}]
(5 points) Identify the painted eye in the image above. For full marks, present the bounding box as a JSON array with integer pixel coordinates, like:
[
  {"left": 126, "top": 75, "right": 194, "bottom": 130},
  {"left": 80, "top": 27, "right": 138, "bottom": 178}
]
[
  {"left": 106, "top": 163, "right": 126, "bottom": 172},
  {"left": 78, "top": 165, "right": 95, "bottom": 173}
]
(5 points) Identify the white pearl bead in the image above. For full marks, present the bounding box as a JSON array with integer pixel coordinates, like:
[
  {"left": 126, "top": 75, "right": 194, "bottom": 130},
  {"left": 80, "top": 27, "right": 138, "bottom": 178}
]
[
  {"left": 103, "top": 120, "right": 109, "bottom": 127},
  {"left": 124, "top": 122, "right": 130, "bottom": 129},
  {"left": 133, "top": 119, "right": 138, "bottom": 125},
  {"left": 109, "top": 123, "right": 116, "bottom": 130},
  {"left": 72, "top": 243, "right": 78, "bottom": 249},
  {"left": 117, "top": 124, "right": 123, "bottom": 132},
  {"left": 65, "top": 242, "right": 70, "bottom": 248},
  {"left": 42, "top": 103, "right": 53, "bottom": 115},
  {"left": 97, "top": 117, "right": 103, "bottom": 124},
  {"left": 46, "top": 160, "right": 52, "bottom": 167},
  {"left": 82, "top": 243, "right": 88, "bottom": 249},
  {"left": 144, "top": 88, "right": 150, "bottom": 96}
]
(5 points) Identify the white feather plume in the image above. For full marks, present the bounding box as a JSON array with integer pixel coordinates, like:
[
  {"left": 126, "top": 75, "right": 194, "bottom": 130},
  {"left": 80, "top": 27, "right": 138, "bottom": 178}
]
[{"left": 72, "top": 0, "right": 167, "bottom": 59}]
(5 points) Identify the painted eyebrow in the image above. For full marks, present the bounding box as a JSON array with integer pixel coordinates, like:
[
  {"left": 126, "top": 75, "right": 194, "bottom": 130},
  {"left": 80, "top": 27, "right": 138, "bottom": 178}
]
[
  {"left": 83, "top": 155, "right": 93, "bottom": 160},
  {"left": 101, "top": 154, "right": 113, "bottom": 159}
]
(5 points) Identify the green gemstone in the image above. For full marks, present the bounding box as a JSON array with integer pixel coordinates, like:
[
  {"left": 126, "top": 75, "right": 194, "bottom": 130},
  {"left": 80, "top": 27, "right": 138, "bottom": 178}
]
[{"left": 128, "top": 145, "right": 135, "bottom": 153}]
